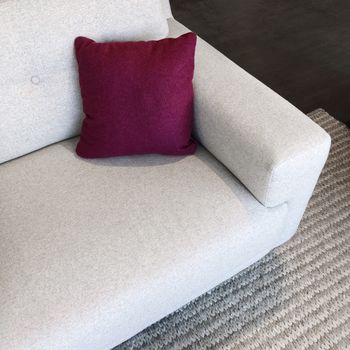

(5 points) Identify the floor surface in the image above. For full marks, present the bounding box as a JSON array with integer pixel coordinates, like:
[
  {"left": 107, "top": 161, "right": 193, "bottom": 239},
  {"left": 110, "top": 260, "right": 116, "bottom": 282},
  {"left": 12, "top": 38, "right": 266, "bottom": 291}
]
[{"left": 172, "top": 0, "right": 350, "bottom": 126}]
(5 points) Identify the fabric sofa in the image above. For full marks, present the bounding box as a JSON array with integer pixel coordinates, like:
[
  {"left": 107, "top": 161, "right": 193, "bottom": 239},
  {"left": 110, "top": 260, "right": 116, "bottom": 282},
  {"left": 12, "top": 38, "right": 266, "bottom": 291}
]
[{"left": 0, "top": 1, "right": 331, "bottom": 349}]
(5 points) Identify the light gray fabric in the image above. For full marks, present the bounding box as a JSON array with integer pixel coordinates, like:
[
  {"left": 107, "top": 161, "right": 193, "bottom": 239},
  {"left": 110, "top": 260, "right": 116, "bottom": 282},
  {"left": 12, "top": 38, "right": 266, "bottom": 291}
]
[
  {"left": 161, "top": 0, "right": 172, "bottom": 18},
  {"left": 0, "top": 0, "right": 169, "bottom": 164},
  {"left": 167, "top": 18, "right": 331, "bottom": 240},
  {"left": 167, "top": 19, "right": 331, "bottom": 209},
  {"left": 116, "top": 109, "right": 350, "bottom": 350},
  {"left": 0, "top": 11, "right": 331, "bottom": 350},
  {"left": 0, "top": 139, "right": 288, "bottom": 350}
]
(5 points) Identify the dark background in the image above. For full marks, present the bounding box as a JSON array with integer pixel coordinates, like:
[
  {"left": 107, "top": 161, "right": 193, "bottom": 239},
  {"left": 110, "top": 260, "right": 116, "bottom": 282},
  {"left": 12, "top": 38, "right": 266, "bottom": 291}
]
[{"left": 172, "top": 0, "right": 350, "bottom": 127}]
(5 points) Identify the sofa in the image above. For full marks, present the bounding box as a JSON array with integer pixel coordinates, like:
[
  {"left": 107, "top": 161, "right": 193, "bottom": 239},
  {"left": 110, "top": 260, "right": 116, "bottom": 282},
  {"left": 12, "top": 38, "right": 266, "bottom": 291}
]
[{"left": 0, "top": 1, "right": 331, "bottom": 349}]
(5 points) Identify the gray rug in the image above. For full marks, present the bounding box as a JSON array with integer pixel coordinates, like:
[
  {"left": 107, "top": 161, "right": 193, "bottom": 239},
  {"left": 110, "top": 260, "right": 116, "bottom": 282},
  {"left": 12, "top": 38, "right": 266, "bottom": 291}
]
[{"left": 116, "top": 109, "right": 350, "bottom": 350}]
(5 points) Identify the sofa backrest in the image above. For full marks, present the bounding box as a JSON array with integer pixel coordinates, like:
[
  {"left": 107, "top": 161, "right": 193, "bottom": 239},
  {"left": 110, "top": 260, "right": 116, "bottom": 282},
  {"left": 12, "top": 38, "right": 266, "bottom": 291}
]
[{"left": 0, "top": 0, "right": 169, "bottom": 164}]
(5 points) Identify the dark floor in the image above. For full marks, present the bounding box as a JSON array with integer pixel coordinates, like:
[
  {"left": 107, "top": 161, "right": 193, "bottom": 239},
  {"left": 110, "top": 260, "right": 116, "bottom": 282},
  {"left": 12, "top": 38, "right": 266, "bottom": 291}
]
[{"left": 172, "top": 0, "right": 350, "bottom": 126}]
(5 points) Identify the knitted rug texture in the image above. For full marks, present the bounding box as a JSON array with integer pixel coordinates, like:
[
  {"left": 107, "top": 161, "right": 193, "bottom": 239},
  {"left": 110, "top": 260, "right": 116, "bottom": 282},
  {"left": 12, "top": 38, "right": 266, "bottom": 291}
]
[{"left": 116, "top": 109, "right": 350, "bottom": 350}]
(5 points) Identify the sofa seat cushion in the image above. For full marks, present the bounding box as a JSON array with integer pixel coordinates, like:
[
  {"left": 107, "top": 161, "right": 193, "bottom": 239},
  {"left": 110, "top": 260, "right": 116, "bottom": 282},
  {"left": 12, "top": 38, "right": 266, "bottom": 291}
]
[{"left": 0, "top": 139, "right": 288, "bottom": 350}]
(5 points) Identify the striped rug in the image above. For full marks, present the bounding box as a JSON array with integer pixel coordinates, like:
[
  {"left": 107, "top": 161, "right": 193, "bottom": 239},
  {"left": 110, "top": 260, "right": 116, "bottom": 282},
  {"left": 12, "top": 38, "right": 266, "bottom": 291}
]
[{"left": 116, "top": 109, "right": 350, "bottom": 350}]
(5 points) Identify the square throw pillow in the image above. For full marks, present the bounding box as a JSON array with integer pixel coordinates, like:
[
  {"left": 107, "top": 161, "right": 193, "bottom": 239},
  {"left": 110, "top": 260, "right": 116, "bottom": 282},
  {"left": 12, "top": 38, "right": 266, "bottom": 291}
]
[{"left": 74, "top": 33, "right": 197, "bottom": 158}]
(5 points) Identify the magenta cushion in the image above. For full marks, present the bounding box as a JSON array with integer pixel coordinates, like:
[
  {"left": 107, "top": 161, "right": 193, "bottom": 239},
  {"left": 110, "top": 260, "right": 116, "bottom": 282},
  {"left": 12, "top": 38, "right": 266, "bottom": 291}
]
[{"left": 74, "top": 33, "right": 197, "bottom": 158}]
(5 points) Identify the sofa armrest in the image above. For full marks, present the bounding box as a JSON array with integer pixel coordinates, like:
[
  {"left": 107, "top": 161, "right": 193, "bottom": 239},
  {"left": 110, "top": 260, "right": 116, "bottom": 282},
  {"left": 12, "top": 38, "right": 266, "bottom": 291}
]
[
  {"left": 168, "top": 19, "right": 331, "bottom": 208},
  {"left": 193, "top": 35, "right": 331, "bottom": 208}
]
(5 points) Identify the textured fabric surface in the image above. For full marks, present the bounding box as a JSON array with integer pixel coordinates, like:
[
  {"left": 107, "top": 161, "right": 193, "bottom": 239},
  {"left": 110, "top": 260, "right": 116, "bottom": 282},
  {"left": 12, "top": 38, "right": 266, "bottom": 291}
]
[
  {"left": 0, "top": 16, "right": 331, "bottom": 350},
  {"left": 167, "top": 18, "right": 331, "bottom": 241},
  {"left": 114, "top": 109, "right": 350, "bottom": 350},
  {"left": 0, "top": 141, "right": 288, "bottom": 350},
  {"left": 75, "top": 33, "right": 197, "bottom": 158},
  {"left": 167, "top": 19, "right": 331, "bottom": 209},
  {"left": 0, "top": 0, "right": 169, "bottom": 164}
]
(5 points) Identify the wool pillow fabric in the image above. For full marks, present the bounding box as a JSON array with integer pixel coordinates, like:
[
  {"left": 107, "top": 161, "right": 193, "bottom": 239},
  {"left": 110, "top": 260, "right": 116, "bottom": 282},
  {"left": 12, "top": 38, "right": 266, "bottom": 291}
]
[{"left": 74, "top": 33, "right": 197, "bottom": 158}]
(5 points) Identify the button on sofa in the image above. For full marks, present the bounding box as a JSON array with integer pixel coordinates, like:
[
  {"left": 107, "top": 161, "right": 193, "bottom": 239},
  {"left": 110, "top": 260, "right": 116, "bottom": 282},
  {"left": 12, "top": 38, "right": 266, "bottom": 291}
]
[{"left": 0, "top": 1, "right": 331, "bottom": 349}]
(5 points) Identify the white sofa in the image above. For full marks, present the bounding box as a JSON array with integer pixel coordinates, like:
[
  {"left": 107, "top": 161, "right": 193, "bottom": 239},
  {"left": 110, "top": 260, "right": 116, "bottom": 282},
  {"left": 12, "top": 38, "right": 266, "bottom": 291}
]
[{"left": 0, "top": 1, "right": 331, "bottom": 349}]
